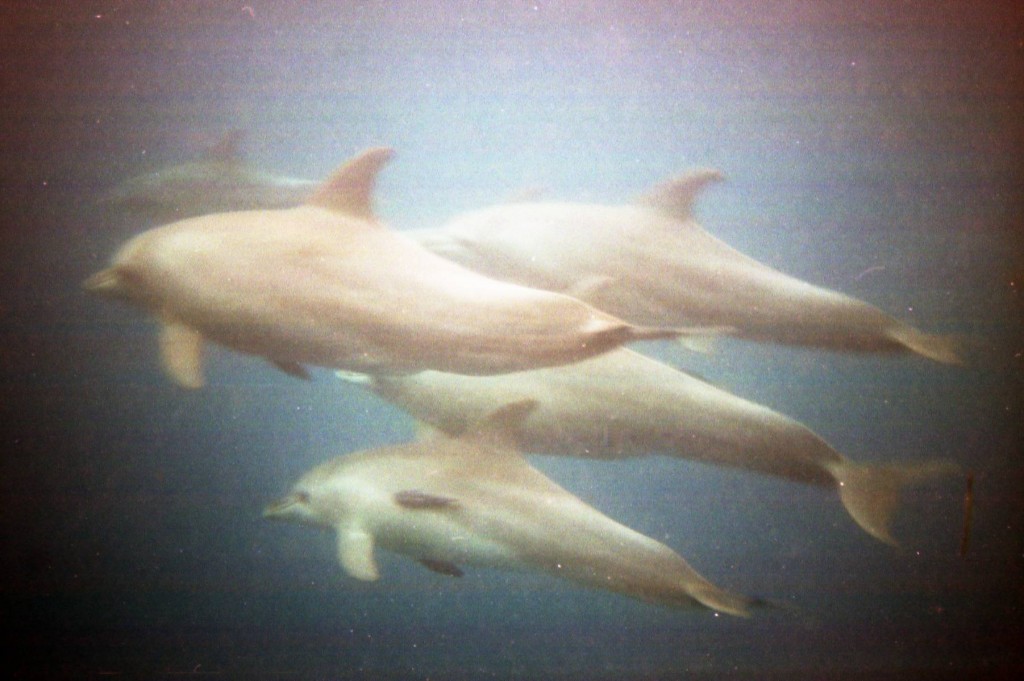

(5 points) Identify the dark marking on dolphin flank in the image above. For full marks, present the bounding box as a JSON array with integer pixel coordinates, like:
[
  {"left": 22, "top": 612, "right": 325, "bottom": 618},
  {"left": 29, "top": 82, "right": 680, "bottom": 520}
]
[{"left": 395, "top": 489, "right": 460, "bottom": 510}]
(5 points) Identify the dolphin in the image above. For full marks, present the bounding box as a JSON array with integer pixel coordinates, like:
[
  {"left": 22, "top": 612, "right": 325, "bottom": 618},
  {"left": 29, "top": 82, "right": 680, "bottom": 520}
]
[
  {"left": 263, "top": 401, "right": 756, "bottom": 616},
  {"left": 84, "top": 147, "right": 697, "bottom": 388},
  {"left": 410, "top": 169, "right": 961, "bottom": 364},
  {"left": 337, "top": 348, "right": 959, "bottom": 545},
  {"left": 99, "top": 131, "right": 317, "bottom": 220}
]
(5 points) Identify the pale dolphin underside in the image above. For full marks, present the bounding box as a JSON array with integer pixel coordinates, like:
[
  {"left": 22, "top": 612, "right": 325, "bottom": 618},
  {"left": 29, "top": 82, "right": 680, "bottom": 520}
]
[
  {"left": 84, "top": 147, "right": 699, "bottom": 387},
  {"left": 264, "top": 401, "right": 757, "bottom": 616},
  {"left": 99, "top": 131, "right": 318, "bottom": 221},
  {"left": 338, "top": 348, "right": 959, "bottom": 545},
  {"left": 410, "top": 170, "right": 961, "bottom": 364}
]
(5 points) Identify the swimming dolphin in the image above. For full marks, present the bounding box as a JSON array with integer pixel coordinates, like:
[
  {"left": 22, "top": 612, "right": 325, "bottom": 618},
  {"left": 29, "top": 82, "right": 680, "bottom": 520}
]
[
  {"left": 99, "top": 131, "right": 317, "bottom": 220},
  {"left": 263, "top": 401, "right": 756, "bottom": 616},
  {"left": 84, "top": 147, "right": 694, "bottom": 387},
  {"left": 410, "top": 169, "right": 960, "bottom": 364},
  {"left": 337, "top": 348, "right": 959, "bottom": 545}
]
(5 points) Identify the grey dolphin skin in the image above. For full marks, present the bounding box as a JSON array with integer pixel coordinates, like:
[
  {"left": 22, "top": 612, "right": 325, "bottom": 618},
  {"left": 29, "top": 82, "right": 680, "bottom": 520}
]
[
  {"left": 410, "top": 169, "right": 961, "bottom": 364},
  {"left": 99, "top": 131, "right": 318, "bottom": 220},
  {"left": 84, "top": 147, "right": 700, "bottom": 388},
  {"left": 337, "top": 348, "right": 958, "bottom": 545},
  {"left": 264, "top": 401, "right": 756, "bottom": 616}
]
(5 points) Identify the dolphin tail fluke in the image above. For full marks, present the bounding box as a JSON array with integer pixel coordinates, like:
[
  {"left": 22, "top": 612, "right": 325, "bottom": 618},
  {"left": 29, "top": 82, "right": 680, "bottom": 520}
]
[
  {"left": 888, "top": 325, "right": 963, "bottom": 365},
  {"left": 833, "top": 459, "right": 961, "bottom": 546},
  {"left": 688, "top": 582, "right": 757, "bottom": 618}
]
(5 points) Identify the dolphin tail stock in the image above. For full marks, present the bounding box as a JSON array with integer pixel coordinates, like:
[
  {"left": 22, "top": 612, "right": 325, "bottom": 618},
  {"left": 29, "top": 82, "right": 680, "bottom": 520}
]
[
  {"left": 887, "top": 324, "right": 963, "bottom": 365},
  {"left": 832, "top": 459, "right": 961, "bottom": 546}
]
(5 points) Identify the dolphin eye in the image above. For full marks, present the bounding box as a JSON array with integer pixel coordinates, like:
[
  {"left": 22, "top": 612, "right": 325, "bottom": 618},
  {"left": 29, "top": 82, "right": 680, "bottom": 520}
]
[{"left": 295, "top": 491, "right": 311, "bottom": 504}]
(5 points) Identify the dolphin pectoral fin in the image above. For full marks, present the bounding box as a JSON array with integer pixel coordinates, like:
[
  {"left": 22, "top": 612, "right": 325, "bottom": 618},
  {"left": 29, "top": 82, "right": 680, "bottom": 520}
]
[
  {"left": 337, "top": 526, "right": 379, "bottom": 581},
  {"left": 418, "top": 559, "right": 464, "bottom": 577},
  {"left": 271, "top": 359, "right": 312, "bottom": 380},
  {"left": 158, "top": 318, "right": 205, "bottom": 389},
  {"left": 833, "top": 459, "right": 961, "bottom": 546},
  {"left": 394, "top": 490, "right": 460, "bottom": 510}
]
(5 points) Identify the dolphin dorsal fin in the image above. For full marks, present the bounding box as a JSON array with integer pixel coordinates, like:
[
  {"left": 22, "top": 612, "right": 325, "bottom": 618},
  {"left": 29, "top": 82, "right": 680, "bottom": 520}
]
[
  {"left": 637, "top": 168, "right": 724, "bottom": 220},
  {"left": 337, "top": 525, "right": 379, "bottom": 581},
  {"left": 203, "top": 130, "right": 245, "bottom": 165},
  {"left": 462, "top": 399, "right": 538, "bottom": 450},
  {"left": 307, "top": 147, "right": 395, "bottom": 220}
]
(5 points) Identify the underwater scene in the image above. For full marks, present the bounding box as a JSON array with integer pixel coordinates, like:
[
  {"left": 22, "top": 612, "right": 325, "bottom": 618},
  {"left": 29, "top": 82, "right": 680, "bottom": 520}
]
[{"left": 2, "top": 1, "right": 1022, "bottom": 678}]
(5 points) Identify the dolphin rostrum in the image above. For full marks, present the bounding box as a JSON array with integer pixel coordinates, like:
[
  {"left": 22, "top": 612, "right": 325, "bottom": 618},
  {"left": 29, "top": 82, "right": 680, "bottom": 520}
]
[
  {"left": 84, "top": 147, "right": 699, "bottom": 387},
  {"left": 411, "top": 169, "right": 960, "bottom": 364},
  {"left": 337, "top": 348, "right": 959, "bottom": 545},
  {"left": 264, "top": 401, "right": 756, "bottom": 616},
  {"left": 99, "top": 131, "right": 318, "bottom": 220}
]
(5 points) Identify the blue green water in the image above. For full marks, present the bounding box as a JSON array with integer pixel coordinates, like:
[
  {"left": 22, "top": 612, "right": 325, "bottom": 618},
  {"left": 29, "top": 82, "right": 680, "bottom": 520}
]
[{"left": 2, "top": 2, "right": 1021, "bottom": 678}]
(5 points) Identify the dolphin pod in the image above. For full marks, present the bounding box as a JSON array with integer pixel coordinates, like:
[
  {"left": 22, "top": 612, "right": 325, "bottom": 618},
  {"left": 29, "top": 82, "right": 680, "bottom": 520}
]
[
  {"left": 93, "top": 142, "right": 962, "bottom": 614},
  {"left": 264, "top": 401, "right": 757, "bottom": 617},
  {"left": 85, "top": 148, "right": 696, "bottom": 388},
  {"left": 337, "top": 347, "right": 958, "bottom": 546},
  {"left": 410, "top": 169, "right": 961, "bottom": 364}
]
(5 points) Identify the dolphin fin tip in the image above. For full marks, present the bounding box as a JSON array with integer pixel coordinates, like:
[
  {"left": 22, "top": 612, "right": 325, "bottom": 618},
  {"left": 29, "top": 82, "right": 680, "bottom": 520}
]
[
  {"left": 271, "top": 359, "right": 312, "bottom": 380},
  {"left": 835, "top": 460, "right": 960, "bottom": 546},
  {"left": 890, "top": 326, "right": 963, "bottom": 365},
  {"left": 307, "top": 147, "right": 395, "bottom": 219},
  {"left": 337, "top": 527, "right": 380, "bottom": 581},
  {"left": 159, "top": 319, "right": 206, "bottom": 389},
  {"left": 638, "top": 168, "right": 725, "bottom": 219},
  {"left": 335, "top": 370, "right": 374, "bottom": 385},
  {"left": 204, "top": 130, "right": 245, "bottom": 165},
  {"left": 418, "top": 558, "right": 465, "bottom": 577},
  {"left": 462, "top": 400, "right": 538, "bottom": 448},
  {"left": 691, "top": 584, "right": 757, "bottom": 618}
]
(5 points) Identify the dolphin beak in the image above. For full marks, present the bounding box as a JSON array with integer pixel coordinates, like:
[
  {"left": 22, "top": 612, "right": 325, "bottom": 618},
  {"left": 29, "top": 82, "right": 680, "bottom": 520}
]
[{"left": 263, "top": 495, "right": 300, "bottom": 520}]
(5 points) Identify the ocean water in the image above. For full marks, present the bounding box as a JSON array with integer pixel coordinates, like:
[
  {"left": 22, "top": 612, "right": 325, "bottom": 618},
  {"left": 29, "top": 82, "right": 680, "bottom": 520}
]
[{"left": 2, "top": 1, "right": 1022, "bottom": 678}]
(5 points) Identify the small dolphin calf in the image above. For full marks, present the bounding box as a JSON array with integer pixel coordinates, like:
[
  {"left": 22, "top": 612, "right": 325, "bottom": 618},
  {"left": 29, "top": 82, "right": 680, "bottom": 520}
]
[
  {"left": 85, "top": 147, "right": 690, "bottom": 387},
  {"left": 338, "top": 348, "right": 958, "bottom": 545},
  {"left": 99, "top": 131, "right": 317, "bottom": 220},
  {"left": 264, "top": 401, "right": 755, "bottom": 616},
  {"left": 412, "top": 169, "right": 960, "bottom": 364}
]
